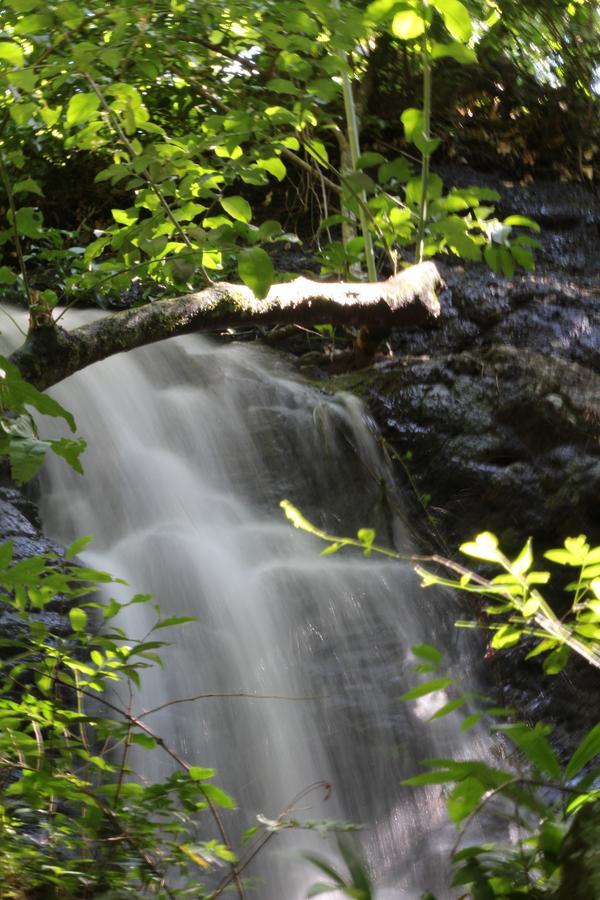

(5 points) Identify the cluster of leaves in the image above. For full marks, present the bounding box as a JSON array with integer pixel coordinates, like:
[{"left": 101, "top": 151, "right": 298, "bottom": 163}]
[
  {"left": 417, "top": 531, "right": 600, "bottom": 673},
  {"left": 0, "top": 533, "right": 366, "bottom": 898},
  {"left": 401, "top": 638, "right": 600, "bottom": 898},
  {"left": 280, "top": 500, "right": 600, "bottom": 897},
  {"left": 0, "top": 0, "right": 545, "bottom": 313},
  {"left": 0, "top": 535, "right": 244, "bottom": 897},
  {"left": 0, "top": 353, "right": 85, "bottom": 483}
]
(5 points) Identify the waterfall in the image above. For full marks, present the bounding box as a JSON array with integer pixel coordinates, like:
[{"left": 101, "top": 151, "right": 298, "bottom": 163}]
[{"left": 30, "top": 328, "right": 484, "bottom": 897}]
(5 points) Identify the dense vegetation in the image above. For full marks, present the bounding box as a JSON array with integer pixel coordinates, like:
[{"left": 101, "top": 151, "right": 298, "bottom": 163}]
[
  {"left": 0, "top": 0, "right": 599, "bottom": 897},
  {"left": 1, "top": 0, "right": 597, "bottom": 314}
]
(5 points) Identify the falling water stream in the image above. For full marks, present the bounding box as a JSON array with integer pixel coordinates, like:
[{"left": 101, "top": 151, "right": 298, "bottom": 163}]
[{"left": 4, "top": 314, "right": 488, "bottom": 897}]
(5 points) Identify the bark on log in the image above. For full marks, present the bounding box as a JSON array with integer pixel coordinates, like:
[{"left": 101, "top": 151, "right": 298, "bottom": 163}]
[{"left": 10, "top": 262, "right": 443, "bottom": 391}]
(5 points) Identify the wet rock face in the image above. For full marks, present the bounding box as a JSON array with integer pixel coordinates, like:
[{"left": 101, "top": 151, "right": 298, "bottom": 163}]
[
  {"left": 0, "top": 482, "right": 70, "bottom": 641},
  {"left": 365, "top": 342, "right": 599, "bottom": 553},
  {"left": 353, "top": 174, "right": 600, "bottom": 555}
]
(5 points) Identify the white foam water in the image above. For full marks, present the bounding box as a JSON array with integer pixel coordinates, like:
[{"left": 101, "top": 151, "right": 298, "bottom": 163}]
[{"left": 30, "top": 329, "right": 485, "bottom": 897}]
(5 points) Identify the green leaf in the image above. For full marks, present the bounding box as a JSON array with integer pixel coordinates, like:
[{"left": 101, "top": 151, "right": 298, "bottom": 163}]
[
  {"left": 431, "top": 0, "right": 472, "bottom": 42},
  {"left": 401, "top": 107, "right": 424, "bottom": 142},
  {"left": 221, "top": 195, "right": 252, "bottom": 223},
  {"left": 400, "top": 677, "right": 453, "bottom": 701},
  {"left": 0, "top": 41, "right": 25, "bottom": 67},
  {"left": 189, "top": 766, "right": 216, "bottom": 781},
  {"left": 256, "top": 157, "right": 286, "bottom": 181},
  {"left": 392, "top": 9, "right": 426, "bottom": 39},
  {"left": 40, "top": 105, "right": 62, "bottom": 127},
  {"left": 461, "top": 713, "right": 482, "bottom": 731},
  {"left": 321, "top": 542, "right": 343, "bottom": 556},
  {"left": 153, "top": 615, "right": 196, "bottom": 630},
  {"left": 447, "top": 777, "right": 485, "bottom": 823},
  {"left": 511, "top": 245, "right": 535, "bottom": 273},
  {"left": 13, "top": 177, "right": 43, "bottom": 196},
  {"left": 13, "top": 207, "right": 43, "bottom": 238},
  {"left": 512, "top": 538, "right": 533, "bottom": 576},
  {"left": 566, "top": 723, "right": 600, "bottom": 779},
  {"left": 430, "top": 696, "right": 467, "bottom": 720},
  {"left": 356, "top": 152, "right": 386, "bottom": 169},
  {"left": 65, "top": 535, "right": 93, "bottom": 562},
  {"left": 522, "top": 596, "right": 541, "bottom": 617},
  {"left": 69, "top": 607, "right": 88, "bottom": 632},
  {"left": 378, "top": 157, "right": 411, "bottom": 184},
  {"left": 344, "top": 171, "right": 376, "bottom": 194},
  {"left": 0, "top": 542, "right": 13, "bottom": 571},
  {"left": 305, "top": 140, "right": 329, "bottom": 166},
  {"left": 200, "top": 783, "right": 236, "bottom": 809},
  {"left": 460, "top": 532, "right": 502, "bottom": 563},
  {"left": 111, "top": 208, "right": 138, "bottom": 226},
  {"left": 403, "top": 769, "right": 462, "bottom": 786},
  {"left": 431, "top": 41, "right": 477, "bottom": 63},
  {"left": 503, "top": 215, "right": 541, "bottom": 233},
  {"left": 50, "top": 438, "right": 86, "bottom": 475},
  {"left": 7, "top": 437, "right": 48, "bottom": 483},
  {"left": 304, "top": 854, "right": 346, "bottom": 886},
  {"left": 491, "top": 624, "right": 521, "bottom": 649},
  {"left": 266, "top": 78, "right": 298, "bottom": 95},
  {"left": 238, "top": 247, "right": 274, "bottom": 300},
  {"left": 66, "top": 92, "right": 101, "bottom": 127},
  {"left": 0, "top": 266, "right": 17, "bottom": 285},
  {"left": 497, "top": 724, "right": 561, "bottom": 779},
  {"left": 412, "top": 644, "right": 442, "bottom": 667}
]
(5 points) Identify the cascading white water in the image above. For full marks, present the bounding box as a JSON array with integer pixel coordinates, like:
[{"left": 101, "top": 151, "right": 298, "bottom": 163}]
[{"left": 24, "top": 326, "right": 486, "bottom": 897}]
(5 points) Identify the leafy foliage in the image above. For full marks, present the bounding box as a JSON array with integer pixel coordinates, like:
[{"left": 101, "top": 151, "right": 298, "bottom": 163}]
[
  {"left": 280, "top": 501, "right": 600, "bottom": 897},
  {"left": 0, "top": 540, "right": 234, "bottom": 897},
  {"left": 0, "top": 354, "right": 85, "bottom": 483},
  {"left": 0, "top": 539, "right": 357, "bottom": 897},
  {"left": 0, "top": 0, "right": 552, "bottom": 314}
]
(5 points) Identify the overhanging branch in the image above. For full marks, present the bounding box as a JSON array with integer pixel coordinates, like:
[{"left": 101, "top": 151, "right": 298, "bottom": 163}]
[{"left": 10, "top": 262, "right": 443, "bottom": 390}]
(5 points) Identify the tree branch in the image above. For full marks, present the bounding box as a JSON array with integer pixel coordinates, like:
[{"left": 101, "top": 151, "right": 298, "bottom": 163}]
[{"left": 9, "top": 262, "right": 443, "bottom": 390}]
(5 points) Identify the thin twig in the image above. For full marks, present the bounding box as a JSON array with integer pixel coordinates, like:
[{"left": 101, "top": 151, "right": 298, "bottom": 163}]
[
  {"left": 0, "top": 155, "right": 33, "bottom": 308},
  {"left": 140, "top": 690, "right": 320, "bottom": 718}
]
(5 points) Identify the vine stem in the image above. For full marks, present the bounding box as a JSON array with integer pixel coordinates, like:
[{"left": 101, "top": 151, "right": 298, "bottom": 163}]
[
  {"left": 83, "top": 73, "right": 213, "bottom": 286},
  {"left": 332, "top": 0, "right": 377, "bottom": 281},
  {"left": 280, "top": 501, "right": 600, "bottom": 671},
  {"left": 26, "top": 667, "right": 246, "bottom": 900},
  {"left": 0, "top": 155, "right": 33, "bottom": 310},
  {"left": 416, "top": 4, "right": 432, "bottom": 263}
]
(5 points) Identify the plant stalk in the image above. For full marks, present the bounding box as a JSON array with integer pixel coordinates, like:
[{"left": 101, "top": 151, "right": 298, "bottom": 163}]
[
  {"left": 332, "top": 0, "right": 377, "bottom": 281},
  {"left": 0, "top": 156, "right": 33, "bottom": 310},
  {"left": 416, "top": 7, "right": 432, "bottom": 263}
]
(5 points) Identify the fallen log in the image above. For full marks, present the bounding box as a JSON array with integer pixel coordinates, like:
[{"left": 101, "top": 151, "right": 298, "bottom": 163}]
[{"left": 10, "top": 262, "right": 443, "bottom": 390}]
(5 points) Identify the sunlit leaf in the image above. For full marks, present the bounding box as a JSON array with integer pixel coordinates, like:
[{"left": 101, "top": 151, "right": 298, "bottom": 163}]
[
  {"left": 238, "top": 247, "right": 274, "bottom": 299},
  {"left": 412, "top": 644, "right": 442, "bottom": 667},
  {"left": 66, "top": 92, "right": 101, "bottom": 127},
  {"left": 460, "top": 532, "right": 502, "bottom": 563},
  {"left": 566, "top": 722, "right": 600, "bottom": 779},
  {"left": 69, "top": 607, "right": 88, "bottom": 632},
  {"left": 432, "top": 0, "right": 472, "bottom": 42},
  {"left": 400, "top": 677, "right": 453, "bottom": 701},
  {"left": 392, "top": 10, "right": 426, "bottom": 39},
  {"left": 448, "top": 777, "right": 485, "bottom": 822},
  {"left": 220, "top": 195, "right": 252, "bottom": 223}
]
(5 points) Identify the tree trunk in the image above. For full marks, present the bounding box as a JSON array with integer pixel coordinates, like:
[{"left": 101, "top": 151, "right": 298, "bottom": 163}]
[{"left": 9, "top": 263, "right": 443, "bottom": 391}]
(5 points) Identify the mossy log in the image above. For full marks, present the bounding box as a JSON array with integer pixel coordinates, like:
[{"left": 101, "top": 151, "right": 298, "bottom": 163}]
[{"left": 10, "top": 262, "right": 443, "bottom": 390}]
